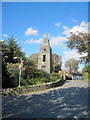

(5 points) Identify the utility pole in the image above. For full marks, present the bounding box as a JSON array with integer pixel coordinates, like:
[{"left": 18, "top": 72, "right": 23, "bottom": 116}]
[
  {"left": 71, "top": 61, "right": 72, "bottom": 79},
  {"left": 53, "top": 56, "right": 55, "bottom": 73}
]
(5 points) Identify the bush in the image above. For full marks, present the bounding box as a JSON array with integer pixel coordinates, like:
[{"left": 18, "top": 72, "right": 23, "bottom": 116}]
[
  {"left": 6, "top": 63, "right": 19, "bottom": 88},
  {"left": 4, "top": 63, "right": 62, "bottom": 88},
  {"left": 3, "top": 64, "right": 62, "bottom": 87},
  {"left": 21, "top": 68, "right": 62, "bottom": 86},
  {"left": 50, "top": 73, "right": 61, "bottom": 81},
  {"left": 82, "top": 65, "right": 90, "bottom": 81},
  {"left": 83, "top": 72, "right": 88, "bottom": 81},
  {"left": 21, "top": 68, "right": 51, "bottom": 85}
]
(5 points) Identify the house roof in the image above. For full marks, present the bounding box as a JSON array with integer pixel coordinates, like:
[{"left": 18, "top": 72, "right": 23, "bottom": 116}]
[{"left": 72, "top": 73, "right": 83, "bottom": 76}]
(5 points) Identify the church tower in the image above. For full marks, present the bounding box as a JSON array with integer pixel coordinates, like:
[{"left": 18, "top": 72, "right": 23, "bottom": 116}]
[{"left": 38, "top": 33, "right": 52, "bottom": 73}]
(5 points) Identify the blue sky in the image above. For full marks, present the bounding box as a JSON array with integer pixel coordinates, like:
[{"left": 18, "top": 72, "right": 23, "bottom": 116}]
[{"left": 2, "top": 2, "right": 88, "bottom": 70}]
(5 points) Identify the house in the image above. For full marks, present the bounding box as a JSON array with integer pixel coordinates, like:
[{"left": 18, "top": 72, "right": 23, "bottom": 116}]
[{"left": 72, "top": 73, "right": 83, "bottom": 80}]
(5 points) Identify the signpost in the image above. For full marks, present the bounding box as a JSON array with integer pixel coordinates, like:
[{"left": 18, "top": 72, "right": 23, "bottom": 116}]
[
  {"left": 13, "top": 57, "right": 24, "bottom": 87},
  {"left": 18, "top": 58, "right": 24, "bottom": 87}
]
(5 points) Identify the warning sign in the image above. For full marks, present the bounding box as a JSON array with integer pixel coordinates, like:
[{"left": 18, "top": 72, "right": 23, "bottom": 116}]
[{"left": 18, "top": 59, "right": 24, "bottom": 70}]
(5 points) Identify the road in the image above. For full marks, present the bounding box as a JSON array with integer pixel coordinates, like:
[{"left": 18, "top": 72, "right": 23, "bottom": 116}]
[
  {"left": 0, "top": 93, "right": 2, "bottom": 120},
  {"left": 2, "top": 80, "right": 88, "bottom": 119}
]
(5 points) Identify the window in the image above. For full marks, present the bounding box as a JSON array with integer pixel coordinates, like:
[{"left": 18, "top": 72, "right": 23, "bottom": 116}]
[
  {"left": 43, "top": 55, "right": 46, "bottom": 62},
  {"left": 42, "top": 66, "right": 46, "bottom": 71}
]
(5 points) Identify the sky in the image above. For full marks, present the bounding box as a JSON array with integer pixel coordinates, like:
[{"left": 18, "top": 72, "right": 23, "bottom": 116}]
[{"left": 1, "top": 2, "right": 88, "bottom": 71}]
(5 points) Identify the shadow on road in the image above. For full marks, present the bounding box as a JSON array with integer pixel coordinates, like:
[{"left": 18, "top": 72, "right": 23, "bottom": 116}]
[{"left": 2, "top": 86, "right": 88, "bottom": 119}]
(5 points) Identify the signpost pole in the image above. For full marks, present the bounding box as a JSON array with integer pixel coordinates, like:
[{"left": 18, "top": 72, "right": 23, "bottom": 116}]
[
  {"left": 14, "top": 57, "right": 24, "bottom": 88},
  {"left": 71, "top": 61, "right": 72, "bottom": 79},
  {"left": 18, "top": 58, "right": 22, "bottom": 87},
  {"left": 18, "top": 68, "right": 21, "bottom": 87}
]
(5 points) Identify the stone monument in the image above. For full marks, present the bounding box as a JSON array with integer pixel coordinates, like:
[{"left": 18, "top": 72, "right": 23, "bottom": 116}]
[{"left": 38, "top": 33, "right": 52, "bottom": 73}]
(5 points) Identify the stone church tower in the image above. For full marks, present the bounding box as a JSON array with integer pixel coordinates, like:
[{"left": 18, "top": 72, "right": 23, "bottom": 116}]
[{"left": 38, "top": 33, "right": 52, "bottom": 73}]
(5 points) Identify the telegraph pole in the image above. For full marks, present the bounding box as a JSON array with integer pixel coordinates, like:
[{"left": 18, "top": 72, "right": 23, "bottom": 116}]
[
  {"left": 71, "top": 61, "right": 72, "bottom": 79},
  {"left": 53, "top": 57, "right": 55, "bottom": 73}
]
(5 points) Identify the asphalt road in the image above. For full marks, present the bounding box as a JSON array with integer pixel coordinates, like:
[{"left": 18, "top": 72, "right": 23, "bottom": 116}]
[
  {"left": 2, "top": 80, "right": 88, "bottom": 119},
  {"left": 0, "top": 93, "right": 2, "bottom": 120}
]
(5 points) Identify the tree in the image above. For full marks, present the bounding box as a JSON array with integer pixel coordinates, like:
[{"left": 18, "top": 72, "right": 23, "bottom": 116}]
[
  {"left": 82, "top": 65, "right": 90, "bottom": 81},
  {"left": 1, "top": 40, "right": 11, "bottom": 88},
  {"left": 52, "top": 54, "right": 62, "bottom": 72},
  {"left": 24, "top": 59, "right": 35, "bottom": 75},
  {"left": 6, "top": 63, "right": 19, "bottom": 88},
  {"left": 2, "top": 35, "right": 26, "bottom": 88},
  {"left": 6, "top": 35, "right": 26, "bottom": 63},
  {"left": 82, "top": 65, "right": 90, "bottom": 73},
  {"left": 66, "top": 32, "right": 89, "bottom": 64},
  {"left": 28, "top": 53, "right": 39, "bottom": 68},
  {"left": 65, "top": 58, "right": 79, "bottom": 73}
]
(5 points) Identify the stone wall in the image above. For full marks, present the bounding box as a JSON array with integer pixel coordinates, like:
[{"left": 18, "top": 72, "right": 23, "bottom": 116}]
[{"left": 2, "top": 79, "right": 65, "bottom": 96}]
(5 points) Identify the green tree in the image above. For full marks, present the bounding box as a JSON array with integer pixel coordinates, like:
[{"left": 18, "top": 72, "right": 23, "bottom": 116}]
[
  {"left": 24, "top": 59, "right": 35, "bottom": 74},
  {"left": 1, "top": 40, "right": 11, "bottom": 88},
  {"left": 6, "top": 35, "right": 26, "bottom": 63},
  {"left": 65, "top": 58, "right": 79, "bottom": 73},
  {"left": 28, "top": 53, "right": 39, "bottom": 68},
  {"left": 66, "top": 32, "right": 89, "bottom": 64},
  {"left": 52, "top": 54, "right": 62, "bottom": 72},
  {"left": 82, "top": 65, "right": 90, "bottom": 81},
  {"left": 6, "top": 63, "right": 19, "bottom": 88},
  {"left": 1, "top": 35, "right": 26, "bottom": 88},
  {"left": 82, "top": 65, "right": 90, "bottom": 73}
]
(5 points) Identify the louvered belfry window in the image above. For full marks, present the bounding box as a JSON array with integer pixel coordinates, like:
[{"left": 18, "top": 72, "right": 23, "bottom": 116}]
[{"left": 43, "top": 55, "right": 46, "bottom": 62}]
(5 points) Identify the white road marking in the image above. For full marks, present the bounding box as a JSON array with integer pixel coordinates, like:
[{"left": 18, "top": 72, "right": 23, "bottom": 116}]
[
  {"left": 74, "top": 116, "right": 79, "bottom": 120},
  {"left": 63, "top": 103, "right": 67, "bottom": 106},
  {"left": 56, "top": 90, "right": 60, "bottom": 97},
  {"left": 51, "top": 91, "right": 55, "bottom": 97}
]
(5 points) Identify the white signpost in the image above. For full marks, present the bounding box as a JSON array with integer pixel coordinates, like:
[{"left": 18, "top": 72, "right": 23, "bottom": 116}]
[
  {"left": 18, "top": 58, "right": 24, "bottom": 87},
  {"left": 13, "top": 57, "right": 24, "bottom": 87}
]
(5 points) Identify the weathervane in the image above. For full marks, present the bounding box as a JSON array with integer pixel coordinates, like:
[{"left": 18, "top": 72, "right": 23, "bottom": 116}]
[{"left": 46, "top": 32, "right": 48, "bottom": 37}]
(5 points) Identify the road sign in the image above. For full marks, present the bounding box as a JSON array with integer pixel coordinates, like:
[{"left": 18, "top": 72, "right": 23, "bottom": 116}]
[{"left": 18, "top": 59, "right": 24, "bottom": 70}]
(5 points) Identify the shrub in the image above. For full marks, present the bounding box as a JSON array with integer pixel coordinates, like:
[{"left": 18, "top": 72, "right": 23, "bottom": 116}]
[
  {"left": 20, "top": 68, "right": 62, "bottom": 86},
  {"left": 21, "top": 68, "right": 52, "bottom": 85},
  {"left": 6, "top": 63, "right": 19, "bottom": 88},
  {"left": 82, "top": 65, "right": 90, "bottom": 81}
]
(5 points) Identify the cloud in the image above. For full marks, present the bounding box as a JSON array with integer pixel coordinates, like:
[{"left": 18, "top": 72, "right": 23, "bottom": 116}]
[
  {"left": 25, "top": 27, "right": 39, "bottom": 36},
  {"left": 62, "top": 21, "right": 88, "bottom": 37},
  {"left": 63, "top": 25, "right": 68, "bottom": 30},
  {"left": 3, "top": 34, "right": 8, "bottom": 38},
  {"left": 25, "top": 38, "right": 43, "bottom": 44},
  {"left": 21, "top": 48, "right": 25, "bottom": 52},
  {"left": 72, "top": 18, "right": 78, "bottom": 23},
  {"left": 0, "top": 39, "right": 4, "bottom": 42},
  {"left": 80, "top": 21, "right": 87, "bottom": 27},
  {"left": 50, "top": 21, "right": 88, "bottom": 48},
  {"left": 63, "top": 50, "right": 87, "bottom": 61},
  {"left": 50, "top": 36, "right": 67, "bottom": 48},
  {"left": 55, "top": 22, "right": 61, "bottom": 27},
  {"left": 78, "top": 68, "right": 82, "bottom": 72}
]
